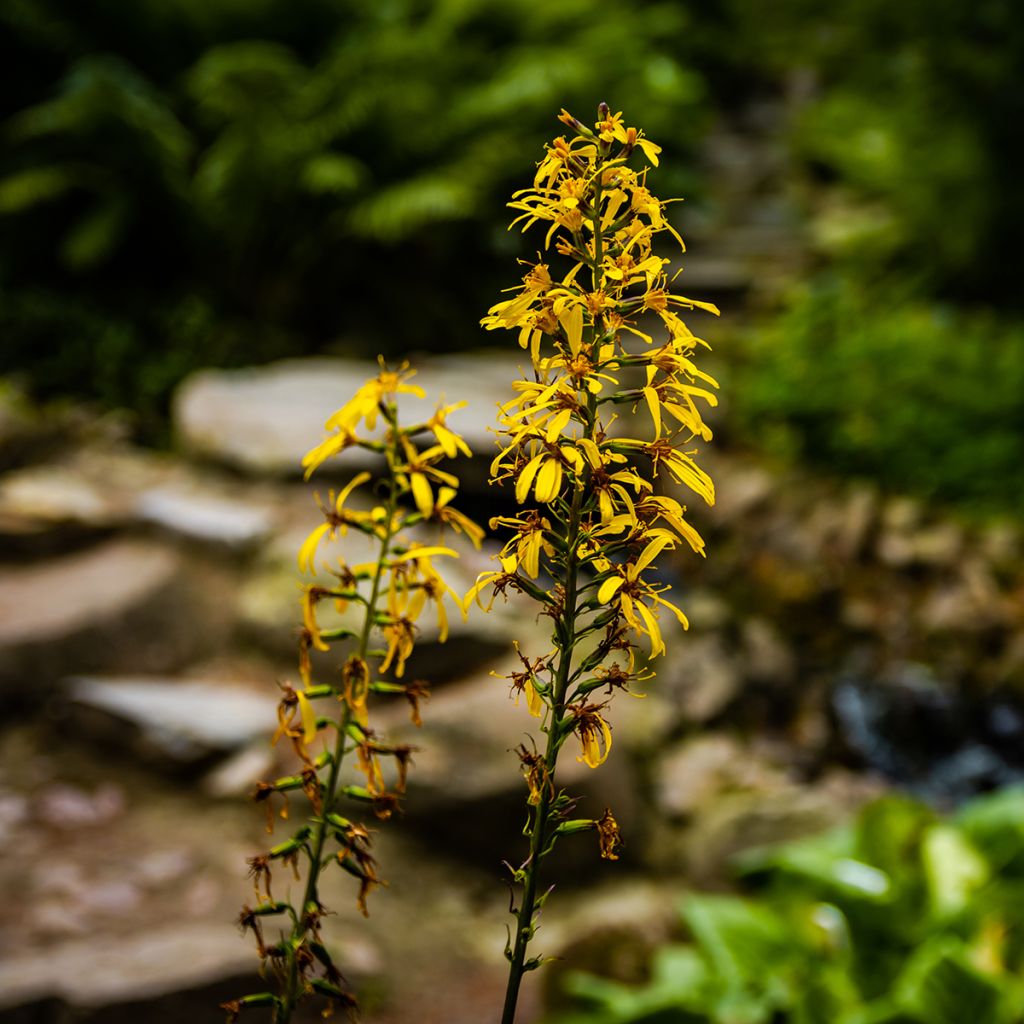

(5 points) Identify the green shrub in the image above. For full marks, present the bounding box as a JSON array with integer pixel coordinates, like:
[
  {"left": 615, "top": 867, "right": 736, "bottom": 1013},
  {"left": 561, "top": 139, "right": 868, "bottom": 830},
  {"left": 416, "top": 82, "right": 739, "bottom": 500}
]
[
  {"left": 554, "top": 789, "right": 1024, "bottom": 1024},
  {"left": 731, "top": 277, "right": 1024, "bottom": 514}
]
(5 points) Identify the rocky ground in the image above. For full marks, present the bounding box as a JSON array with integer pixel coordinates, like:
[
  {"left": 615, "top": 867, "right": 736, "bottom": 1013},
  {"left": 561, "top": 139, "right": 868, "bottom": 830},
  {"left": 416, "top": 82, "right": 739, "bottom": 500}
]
[{"left": 1, "top": 345, "right": 1022, "bottom": 1024}]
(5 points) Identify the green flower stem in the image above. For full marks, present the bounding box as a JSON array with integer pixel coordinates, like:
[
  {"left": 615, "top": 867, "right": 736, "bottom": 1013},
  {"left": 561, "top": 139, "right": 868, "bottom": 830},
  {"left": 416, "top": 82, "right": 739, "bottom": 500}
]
[
  {"left": 500, "top": 481, "right": 584, "bottom": 1024},
  {"left": 279, "top": 404, "right": 403, "bottom": 1023}
]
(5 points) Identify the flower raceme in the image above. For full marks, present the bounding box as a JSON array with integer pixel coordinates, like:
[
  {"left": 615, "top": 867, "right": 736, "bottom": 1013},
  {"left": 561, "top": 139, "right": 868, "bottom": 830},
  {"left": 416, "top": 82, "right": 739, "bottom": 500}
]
[
  {"left": 472, "top": 104, "right": 720, "bottom": 1024},
  {"left": 227, "top": 359, "right": 481, "bottom": 1023}
]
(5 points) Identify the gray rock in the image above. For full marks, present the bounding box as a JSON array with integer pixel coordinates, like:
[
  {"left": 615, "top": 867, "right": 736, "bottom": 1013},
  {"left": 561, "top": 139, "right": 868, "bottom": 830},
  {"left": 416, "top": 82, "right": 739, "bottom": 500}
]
[
  {"left": 0, "top": 922, "right": 256, "bottom": 1012},
  {"left": 63, "top": 676, "right": 279, "bottom": 767},
  {"left": 202, "top": 741, "right": 276, "bottom": 798},
  {"left": 135, "top": 484, "right": 275, "bottom": 549},
  {"left": 0, "top": 466, "right": 123, "bottom": 538},
  {"left": 659, "top": 634, "right": 743, "bottom": 723},
  {"left": 741, "top": 617, "right": 796, "bottom": 687},
  {"left": 707, "top": 459, "right": 775, "bottom": 527},
  {"left": 0, "top": 539, "right": 202, "bottom": 697},
  {"left": 917, "top": 559, "right": 1010, "bottom": 633},
  {"left": 656, "top": 734, "right": 789, "bottom": 819},
  {"left": 673, "top": 772, "right": 881, "bottom": 883},
  {"left": 173, "top": 354, "right": 519, "bottom": 476}
]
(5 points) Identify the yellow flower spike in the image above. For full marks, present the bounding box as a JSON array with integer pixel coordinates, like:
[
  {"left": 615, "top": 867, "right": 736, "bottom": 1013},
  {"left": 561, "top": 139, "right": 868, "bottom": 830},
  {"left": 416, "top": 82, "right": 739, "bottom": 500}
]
[
  {"left": 235, "top": 353, "right": 478, "bottom": 1021},
  {"left": 478, "top": 107, "right": 720, "bottom": 1021}
]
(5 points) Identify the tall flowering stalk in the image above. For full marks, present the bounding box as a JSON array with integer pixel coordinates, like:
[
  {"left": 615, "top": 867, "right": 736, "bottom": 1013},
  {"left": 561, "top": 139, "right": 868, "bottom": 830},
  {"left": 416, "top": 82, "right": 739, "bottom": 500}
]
[
  {"left": 224, "top": 361, "right": 481, "bottom": 1023},
  {"left": 469, "top": 104, "right": 720, "bottom": 1023}
]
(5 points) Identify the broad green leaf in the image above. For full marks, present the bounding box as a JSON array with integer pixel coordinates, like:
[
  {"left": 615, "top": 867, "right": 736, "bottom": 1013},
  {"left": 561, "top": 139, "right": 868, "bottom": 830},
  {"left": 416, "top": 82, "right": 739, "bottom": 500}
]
[{"left": 921, "top": 825, "right": 988, "bottom": 920}]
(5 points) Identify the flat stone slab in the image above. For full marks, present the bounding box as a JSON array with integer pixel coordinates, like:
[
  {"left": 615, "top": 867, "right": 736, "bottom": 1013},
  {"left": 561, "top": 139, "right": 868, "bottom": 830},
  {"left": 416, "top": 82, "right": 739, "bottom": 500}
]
[
  {"left": 64, "top": 676, "right": 280, "bottom": 766},
  {"left": 173, "top": 354, "right": 522, "bottom": 476},
  {"left": 0, "top": 538, "right": 207, "bottom": 696},
  {"left": 134, "top": 484, "right": 275, "bottom": 549},
  {"left": 0, "top": 921, "right": 255, "bottom": 1011}
]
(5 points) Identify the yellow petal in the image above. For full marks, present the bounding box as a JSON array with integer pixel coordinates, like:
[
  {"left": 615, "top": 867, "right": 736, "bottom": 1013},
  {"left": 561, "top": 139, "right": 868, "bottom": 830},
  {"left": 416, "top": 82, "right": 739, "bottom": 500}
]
[
  {"left": 296, "top": 691, "right": 318, "bottom": 745},
  {"left": 632, "top": 535, "right": 673, "bottom": 578},
  {"left": 515, "top": 452, "right": 545, "bottom": 504},
  {"left": 334, "top": 471, "right": 373, "bottom": 512},
  {"left": 598, "top": 575, "right": 625, "bottom": 605},
  {"left": 410, "top": 472, "right": 434, "bottom": 517},
  {"left": 298, "top": 522, "right": 331, "bottom": 574},
  {"left": 534, "top": 457, "right": 562, "bottom": 503},
  {"left": 635, "top": 601, "right": 666, "bottom": 657}
]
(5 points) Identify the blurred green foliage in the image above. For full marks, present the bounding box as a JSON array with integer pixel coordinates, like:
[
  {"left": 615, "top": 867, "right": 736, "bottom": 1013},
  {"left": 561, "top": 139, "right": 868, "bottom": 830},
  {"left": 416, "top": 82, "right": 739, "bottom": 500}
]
[
  {"left": 727, "top": 0, "right": 1024, "bottom": 302},
  {"left": 732, "top": 277, "right": 1024, "bottom": 513},
  {"left": 2, "top": 0, "right": 1022, "bottom": 507},
  {"left": 0, "top": 0, "right": 707, "bottom": 431},
  {"left": 553, "top": 789, "right": 1024, "bottom": 1024}
]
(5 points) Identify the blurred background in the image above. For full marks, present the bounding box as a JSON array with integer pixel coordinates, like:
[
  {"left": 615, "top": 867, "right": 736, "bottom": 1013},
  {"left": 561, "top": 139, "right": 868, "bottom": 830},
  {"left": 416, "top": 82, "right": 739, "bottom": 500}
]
[{"left": 2, "top": 1, "right": 1024, "bottom": 1021}]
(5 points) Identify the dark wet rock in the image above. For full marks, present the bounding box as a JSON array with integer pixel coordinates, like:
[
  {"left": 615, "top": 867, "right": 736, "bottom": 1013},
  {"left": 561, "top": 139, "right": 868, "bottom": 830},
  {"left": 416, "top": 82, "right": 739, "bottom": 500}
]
[
  {"left": 831, "top": 667, "right": 1024, "bottom": 802},
  {"left": 173, "top": 354, "right": 518, "bottom": 477},
  {"left": 0, "top": 539, "right": 209, "bottom": 700},
  {"left": 61, "top": 676, "right": 278, "bottom": 769}
]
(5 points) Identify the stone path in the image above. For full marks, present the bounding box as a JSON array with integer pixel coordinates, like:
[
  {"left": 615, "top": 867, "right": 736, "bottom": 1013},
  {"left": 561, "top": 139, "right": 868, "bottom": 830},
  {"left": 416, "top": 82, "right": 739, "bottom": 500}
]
[{"left": 1, "top": 345, "right": 1022, "bottom": 1022}]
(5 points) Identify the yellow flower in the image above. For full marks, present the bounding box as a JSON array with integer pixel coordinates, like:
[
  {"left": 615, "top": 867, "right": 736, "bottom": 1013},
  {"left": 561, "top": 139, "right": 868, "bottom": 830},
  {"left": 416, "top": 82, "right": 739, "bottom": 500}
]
[
  {"left": 571, "top": 704, "right": 613, "bottom": 768},
  {"left": 297, "top": 471, "right": 373, "bottom": 573},
  {"left": 432, "top": 486, "right": 485, "bottom": 549},
  {"left": 390, "top": 544, "right": 460, "bottom": 642},
  {"left": 301, "top": 586, "right": 330, "bottom": 652},
  {"left": 595, "top": 535, "right": 689, "bottom": 656},
  {"left": 490, "top": 511, "right": 555, "bottom": 579},
  {"left": 301, "top": 423, "right": 361, "bottom": 480},
  {"left": 379, "top": 617, "right": 416, "bottom": 678},
  {"left": 428, "top": 403, "right": 473, "bottom": 458},
  {"left": 325, "top": 358, "right": 426, "bottom": 432},
  {"left": 399, "top": 437, "right": 460, "bottom": 518}
]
